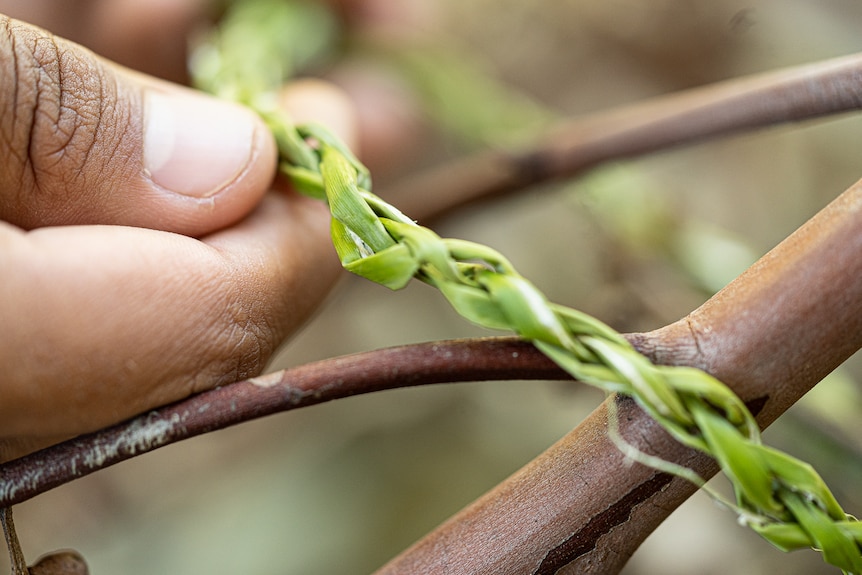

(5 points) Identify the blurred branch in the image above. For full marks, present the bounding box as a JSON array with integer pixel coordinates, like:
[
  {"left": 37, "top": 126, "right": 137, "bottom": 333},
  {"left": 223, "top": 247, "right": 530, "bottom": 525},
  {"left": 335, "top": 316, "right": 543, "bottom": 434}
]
[
  {"left": 385, "top": 52, "right": 862, "bottom": 222},
  {"left": 376, "top": 178, "right": 862, "bottom": 574},
  {"left": 0, "top": 338, "right": 569, "bottom": 508}
]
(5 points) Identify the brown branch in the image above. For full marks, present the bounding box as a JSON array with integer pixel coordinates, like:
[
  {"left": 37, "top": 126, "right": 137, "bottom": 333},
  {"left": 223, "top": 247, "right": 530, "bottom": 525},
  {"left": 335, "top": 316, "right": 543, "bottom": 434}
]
[
  {"left": 374, "top": 178, "right": 862, "bottom": 574},
  {"left": 385, "top": 52, "right": 862, "bottom": 222},
  {"left": 0, "top": 338, "right": 568, "bottom": 508}
]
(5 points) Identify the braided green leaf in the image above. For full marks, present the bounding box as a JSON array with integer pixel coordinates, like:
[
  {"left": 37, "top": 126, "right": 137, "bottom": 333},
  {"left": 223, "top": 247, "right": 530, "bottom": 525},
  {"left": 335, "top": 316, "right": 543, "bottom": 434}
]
[
  {"left": 782, "top": 490, "right": 862, "bottom": 573},
  {"left": 193, "top": 2, "right": 862, "bottom": 572},
  {"left": 383, "top": 219, "right": 463, "bottom": 285},
  {"left": 690, "top": 402, "right": 779, "bottom": 514},
  {"left": 321, "top": 145, "right": 394, "bottom": 257},
  {"left": 342, "top": 243, "right": 418, "bottom": 290}
]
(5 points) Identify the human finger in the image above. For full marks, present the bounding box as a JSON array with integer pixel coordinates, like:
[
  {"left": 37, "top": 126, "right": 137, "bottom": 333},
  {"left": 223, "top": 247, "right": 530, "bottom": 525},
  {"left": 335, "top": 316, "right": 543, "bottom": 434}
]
[
  {"left": 0, "top": 79, "right": 359, "bottom": 461},
  {"left": 0, "top": 15, "right": 276, "bottom": 236},
  {"left": 0, "top": 191, "right": 338, "bottom": 454}
]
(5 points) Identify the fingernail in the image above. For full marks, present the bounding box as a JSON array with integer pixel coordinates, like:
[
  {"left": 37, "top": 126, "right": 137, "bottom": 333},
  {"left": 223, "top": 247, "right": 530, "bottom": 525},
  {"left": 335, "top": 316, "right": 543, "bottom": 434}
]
[{"left": 144, "top": 92, "right": 257, "bottom": 198}]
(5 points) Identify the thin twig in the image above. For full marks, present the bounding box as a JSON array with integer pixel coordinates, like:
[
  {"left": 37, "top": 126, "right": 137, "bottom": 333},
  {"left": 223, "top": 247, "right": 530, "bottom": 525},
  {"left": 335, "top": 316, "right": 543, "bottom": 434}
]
[
  {"left": 1, "top": 508, "right": 28, "bottom": 575},
  {"left": 384, "top": 52, "right": 862, "bottom": 222},
  {"left": 0, "top": 338, "right": 568, "bottom": 508}
]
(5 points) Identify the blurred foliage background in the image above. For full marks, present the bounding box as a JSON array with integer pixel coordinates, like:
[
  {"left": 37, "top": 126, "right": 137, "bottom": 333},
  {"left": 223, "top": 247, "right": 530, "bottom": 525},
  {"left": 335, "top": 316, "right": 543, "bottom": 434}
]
[{"left": 4, "top": 0, "right": 862, "bottom": 573}]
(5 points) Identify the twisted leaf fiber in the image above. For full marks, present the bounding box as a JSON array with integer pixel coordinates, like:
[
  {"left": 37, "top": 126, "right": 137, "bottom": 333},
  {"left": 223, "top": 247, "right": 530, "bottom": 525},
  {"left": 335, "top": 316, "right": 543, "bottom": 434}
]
[{"left": 191, "top": 1, "right": 862, "bottom": 572}]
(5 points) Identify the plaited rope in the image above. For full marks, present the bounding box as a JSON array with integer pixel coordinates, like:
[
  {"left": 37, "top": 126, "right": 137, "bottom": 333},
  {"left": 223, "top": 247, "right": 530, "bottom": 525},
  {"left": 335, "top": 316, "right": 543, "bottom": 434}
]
[{"left": 192, "top": 2, "right": 862, "bottom": 572}]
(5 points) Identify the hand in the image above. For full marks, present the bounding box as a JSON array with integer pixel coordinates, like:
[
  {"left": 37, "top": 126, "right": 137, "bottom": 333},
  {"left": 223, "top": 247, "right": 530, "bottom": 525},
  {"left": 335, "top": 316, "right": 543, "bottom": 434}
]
[{"left": 0, "top": 9, "right": 355, "bottom": 461}]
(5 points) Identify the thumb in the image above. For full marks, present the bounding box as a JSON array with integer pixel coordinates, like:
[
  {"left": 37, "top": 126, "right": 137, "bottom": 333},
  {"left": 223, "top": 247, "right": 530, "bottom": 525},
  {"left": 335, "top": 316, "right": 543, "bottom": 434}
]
[{"left": 0, "top": 15, "right": 276, "bottom": 235}]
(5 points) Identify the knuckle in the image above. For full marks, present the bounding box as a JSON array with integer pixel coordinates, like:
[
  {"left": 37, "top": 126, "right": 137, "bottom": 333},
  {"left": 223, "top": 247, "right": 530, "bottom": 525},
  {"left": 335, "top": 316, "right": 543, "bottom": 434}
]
[
  {"left": 225, "top": 301, "right": 274, "bottom": 378},
  {"left": 0, "top": 17, "right": 136, "bottom": 224},
  {"left": 196, "top": 277, "right": 278, "bottom": 391}
]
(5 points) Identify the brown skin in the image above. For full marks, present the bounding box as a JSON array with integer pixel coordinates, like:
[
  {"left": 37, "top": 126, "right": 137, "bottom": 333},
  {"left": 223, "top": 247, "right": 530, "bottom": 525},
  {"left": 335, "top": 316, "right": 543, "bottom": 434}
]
[{"left": 0, "top": 6, "right": 369, "bottom": 461}]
